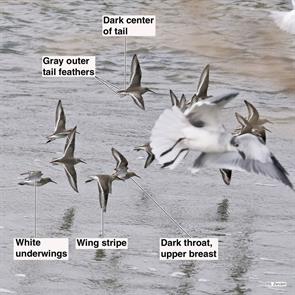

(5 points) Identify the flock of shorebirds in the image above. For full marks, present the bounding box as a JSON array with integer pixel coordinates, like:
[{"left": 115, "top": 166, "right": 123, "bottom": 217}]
[{"left": 18, "top": 51, "right": 293, "bottom": 234}]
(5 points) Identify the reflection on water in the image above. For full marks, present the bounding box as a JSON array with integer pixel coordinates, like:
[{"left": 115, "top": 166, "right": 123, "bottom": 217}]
[
  {"left": 175, "top": 262, "right": 198, "bottom": 295},
  {"left": 59, "top": 207, "right": 75, "bottom": 232},
  {"left": 216, "top": 198, "right": 229, "bottom": 222},
  {"left": 227, "top": 229, "right": 254, "bottom": 294},
  {"left": 94, "top": 249, "right": 106, "bottom": 261}
]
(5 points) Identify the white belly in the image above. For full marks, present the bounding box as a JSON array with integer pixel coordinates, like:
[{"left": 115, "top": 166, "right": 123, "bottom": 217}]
[{"left": 183, "top": 126, "right": 228, "bottom": 153}]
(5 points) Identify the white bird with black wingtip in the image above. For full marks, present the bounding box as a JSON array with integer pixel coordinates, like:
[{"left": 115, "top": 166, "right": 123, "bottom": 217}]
[{"left": 150, "top": 92, "right": 293, "bottom": 190}]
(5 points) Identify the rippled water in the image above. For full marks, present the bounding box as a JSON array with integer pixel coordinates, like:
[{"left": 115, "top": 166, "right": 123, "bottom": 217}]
[{"left": 1, "top": 0, "right": 295, "bottom": 294}]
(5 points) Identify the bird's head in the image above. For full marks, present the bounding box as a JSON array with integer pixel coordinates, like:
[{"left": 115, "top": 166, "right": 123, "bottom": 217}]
[{"left": 230, "top": 136, "right": 246, "bottom": 160}]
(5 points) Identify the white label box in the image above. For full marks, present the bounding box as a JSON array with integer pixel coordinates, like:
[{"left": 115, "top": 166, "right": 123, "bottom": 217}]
[
  {"left": 14, "top": 238, "right": 69, "bottom": 261},
  {"left": 75, "top": 238, "right": 128, "bottom": 250},
  {"left": 42, "top": 56, "right": 95, "bottom": 77},
  {"left": 160, "top": 238, "right": 218, "bottom": 261},
  {"left": 102, "top": 15, "right": 156, "bottom": 37}
]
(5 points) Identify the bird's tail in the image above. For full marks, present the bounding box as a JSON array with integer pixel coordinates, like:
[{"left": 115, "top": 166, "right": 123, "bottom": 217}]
[{"left": 150, "top": 106, "right": 189, "bottom": 169}]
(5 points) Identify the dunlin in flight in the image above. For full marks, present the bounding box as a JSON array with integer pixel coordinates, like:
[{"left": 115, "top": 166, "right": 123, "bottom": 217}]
[
  {"left": 51, "top": 127, "right": 86, "bottom": 192},
  {"left": 86, "top": 174, "right": 120, "bottom": 236},
  {"left": 46, "top": 100, "right": 76, "bottom": 143},
  {"left": 111, "top": 147, "right": 140, "bottom": 180},
  {"left": 116, "top": 54, "right": 156, "bottom": 110},
  {"left": 134, "top": 143, "right": 155, "bottom": 168}
]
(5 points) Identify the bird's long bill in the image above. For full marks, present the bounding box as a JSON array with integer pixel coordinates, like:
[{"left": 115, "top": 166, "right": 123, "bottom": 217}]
[
  {"left": 51, "top": 180, "right": 57, "bottom": 184},
  {"left": 85, "top": 179, "right": 93, "bottom": 183},
  {"left": 80, "top": 159, "right": 87, "bottom": 164},
  {"left": 238, "top": 150, "right": 246, "bottom": 160},
  {"left": 147, "top": 88, "right": 157, "bottom": 94},
  {"left": 134, "top": 145, "right": 145, "bottom": 151}
]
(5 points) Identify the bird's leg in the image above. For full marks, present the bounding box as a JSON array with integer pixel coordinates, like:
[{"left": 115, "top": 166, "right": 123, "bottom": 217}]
[
  {"left": 161, "top": 148, "right": 189, "bottom": 168},
  {"left": 160, "top": 138, "right": 185, "bottom": 157}
]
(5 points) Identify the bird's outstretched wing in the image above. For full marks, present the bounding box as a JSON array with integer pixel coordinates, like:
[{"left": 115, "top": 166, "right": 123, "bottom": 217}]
[
  {"left": 64, "top": 163, "right": 78, "bottom": 193},
  {"left": 21, "top": 170, "right": 43, "bottom": 181},
  {"left": 129, "top": 54, "right": 142, "bottom": 88},
  {"left": 170, "top": 90, "right": 179, "bottom": 107},
  {"left": 111, "top": 148, "right": 128, "bottom": 169},
  {"left": 130, "top": 93, "right": 145, "bottom": 110},
  {"left": 54, "top": 100, "right": 66, "bottom": 133},
  {"left": 97, "top": 175, "right": 111, "bottom": 212},
  {"left": 64, "top": 127, "right": 77, "bottom": 158},
  {"left": 193, "top": 134, "right": 293, "bottom": 189},
  {"left": 196, "top": 64, "right": 210, "bottom": 98}
]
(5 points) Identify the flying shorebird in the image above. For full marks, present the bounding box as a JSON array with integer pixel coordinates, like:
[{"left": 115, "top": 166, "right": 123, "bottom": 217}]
[
  {"left": 235, "top": 112, "right": 268, "bottom": 143},
  {"left": 85, "top": 174, "right": 120, "bottom": 237},
  {"left": 18, "top": 171, "right": 57, "bottom": 238},
  {"left": 46, "top": 100, "right": 76, "bottom": 143},
  {"left": 187, "top": 64, "right": 211, "bottom": 108},
  {"left": 150, "top": 92, "right": 293, "bottom": 189},
  {"left": 95, "top": 55, "right": 155, "bottom": 110},
  {"left": 270, "top": 0, "right": 295, "bottom": 34},
  {"left": 85, "top": 174, "right": 119, "bottom": 212},
  {"left": 50, "top": 127, "right": 86, "bottom": 192},
  {"left": 195, "top": 64, "right": 211, "bottom": 100},
  {"left": 244, "top": 100, "right": 272, "bottom": 130},
  {"left": 116, "top": 54, "right": 156, "bottom": 110},
  {"left": 134, "top": 143, "right": 155, "bottom": 168},
  {"left": 170, "top": 90, "right": 187, "bottom": 112},
  {"left": 111, "top": 147, "right": 140, "bottom": 180}
]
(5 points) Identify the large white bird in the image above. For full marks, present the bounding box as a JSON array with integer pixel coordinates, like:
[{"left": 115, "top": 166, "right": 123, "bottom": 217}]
[
  {"left": 270, "top": 0, "right": 295, "bottom": 34},
  {"left": 150, "top": 92, "right": 293, "bottom": 189}
]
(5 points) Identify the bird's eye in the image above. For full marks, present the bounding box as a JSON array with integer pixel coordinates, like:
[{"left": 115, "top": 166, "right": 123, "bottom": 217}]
[
  {"left": 192, "top": 120, "right": 205, "bottom": 128},
  {"left": 230, "top": 137, "right": 239, "bottom": 147}
]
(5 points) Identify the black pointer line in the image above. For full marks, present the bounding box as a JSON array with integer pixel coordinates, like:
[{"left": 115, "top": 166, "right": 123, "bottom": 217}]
[
  {"left": 34, "top": 180, "right": 37, "bottom": 238},
  {"left": 124, "top": 36, "right": 127, "bottom": 89},
  {"left": 94, "top": 76, "right": 120, "bottom": 95},
  {"left": 130, "top": 178, "right": 192, "bottom": 238}
]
